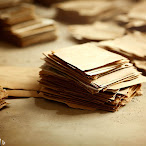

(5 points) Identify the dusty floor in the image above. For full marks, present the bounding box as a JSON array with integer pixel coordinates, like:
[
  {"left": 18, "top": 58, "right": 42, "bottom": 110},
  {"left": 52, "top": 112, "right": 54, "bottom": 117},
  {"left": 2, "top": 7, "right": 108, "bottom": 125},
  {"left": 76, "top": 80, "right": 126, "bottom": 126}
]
[{"left": 0, "top": 5, "right": 146, "bottom": 146}]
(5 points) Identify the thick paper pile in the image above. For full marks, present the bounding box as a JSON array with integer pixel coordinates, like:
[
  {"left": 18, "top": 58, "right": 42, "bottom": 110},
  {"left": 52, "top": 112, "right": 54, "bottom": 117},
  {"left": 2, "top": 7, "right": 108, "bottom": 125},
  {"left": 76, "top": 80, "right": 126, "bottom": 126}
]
[
  {"left": 0, "top": 3, "right": 57, "bottom": 47},
  {"left": 0, "top": 66, "right": 41, "bottom": 97},
  {"left": 0, "top": 87, "right": 8, "bottom": 110},
  {"left": 54, "top": 0, "right": 113, "bottom": 24},
  {"left": 69, "top": 22, "right": 125, "bottom": 41},
  {"left": 39, "top": 43, "right": 146, "bottom": 111},
  {"left": 98, "top": 32, "right": 146, "bottom": 75}
]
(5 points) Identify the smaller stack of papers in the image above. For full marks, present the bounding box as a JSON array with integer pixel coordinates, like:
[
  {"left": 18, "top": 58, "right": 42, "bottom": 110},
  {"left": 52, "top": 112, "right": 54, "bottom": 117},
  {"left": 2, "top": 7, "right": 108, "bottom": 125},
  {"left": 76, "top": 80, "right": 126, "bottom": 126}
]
[
  {"left": 0, "top": 87, "right": 8, "bottom": 110},
  {"left": 0, "top": 3, "right": 36, "bottom": 27},
  {"left": 54, "top": 0, "right": 137, "bottom": 24},
  {"left": 0, "top": 0, "right": 33, "bottom": 9},
  {"left": 99, "top": 32, "right": 146, "bottom": 75},
  {"left": 39, "top": 43, "right": 146, "bottom": 111},
  {"left": 2, "top": 18, "right": 57, "bottom": 47},
  {"left": 0, "top": 3, "right": 57, "bottom": 47},
  {"left": 54, "top": 0, "right": 113, "bottom": 24}
]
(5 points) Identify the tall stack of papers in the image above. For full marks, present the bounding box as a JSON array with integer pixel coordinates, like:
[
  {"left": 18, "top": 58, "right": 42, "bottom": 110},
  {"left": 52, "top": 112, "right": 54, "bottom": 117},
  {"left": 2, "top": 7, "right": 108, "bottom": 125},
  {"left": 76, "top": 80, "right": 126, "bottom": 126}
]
[{"left": 39, "top": 43, "right": 146, "bottom": 111}]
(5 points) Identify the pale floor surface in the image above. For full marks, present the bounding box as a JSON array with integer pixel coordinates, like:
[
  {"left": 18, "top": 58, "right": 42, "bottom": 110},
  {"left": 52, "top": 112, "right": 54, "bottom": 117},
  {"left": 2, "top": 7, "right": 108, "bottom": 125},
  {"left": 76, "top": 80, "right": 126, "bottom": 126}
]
[{"left": 0, "top": 5, "right": 146, "bottom": 146}]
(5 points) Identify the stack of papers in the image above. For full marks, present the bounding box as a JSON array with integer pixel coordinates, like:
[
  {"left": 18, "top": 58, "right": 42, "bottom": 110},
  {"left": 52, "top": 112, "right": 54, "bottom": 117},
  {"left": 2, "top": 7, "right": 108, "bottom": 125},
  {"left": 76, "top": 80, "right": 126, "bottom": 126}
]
[
  {"left": 0, "top": 3, "right": 36, "bottom": 27},
  {"left": 0, "top": 0, "right": 33, "bottom": 9},
  {"left": 99, "top": 32, "right": 146, "bottom": 75},
  {"left": 0, "top": 3, "right": 57, "bottom": 47},
  {"left": 54, "top": 0, "right": 113, "bottom": 24},
  {"left": 39, "top": 43, "right": 146, "bottom": 111},
  {"left": 54, "top": 0, "right": 137, "bottom": 24},
  {"left": 2, "top": 18, "right": 57, "bottom": 47},
  {"left": 0, "top": 87, "right": 8, "bottom": 110}
]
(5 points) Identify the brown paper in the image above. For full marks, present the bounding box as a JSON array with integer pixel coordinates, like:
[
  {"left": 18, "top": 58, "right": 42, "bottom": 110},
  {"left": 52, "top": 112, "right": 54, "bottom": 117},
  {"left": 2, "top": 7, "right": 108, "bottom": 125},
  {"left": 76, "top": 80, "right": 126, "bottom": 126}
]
[
  {"left": 0, "top": 87, "right": 8, "bottom": 110},
  {"left": 69, "top": 22, "right": 125, "bottom": 41},
  {"left": 99, "top": 32, "right": 146, "bottom": 60},
  {"left": 98, "top": 32, "right": 146, "bottom": 74},
  {"left": 133, "top": 60, "right": 146, "bottom": 75},
  {"left": 116, "top": 1, "right": 146, "bottom": 31},
  {"left": 0, "top": 3, "right": 36, "bottom": 26},
  {"left": 2, "top": 18, "right": 57, "bottom": 47},
  {"left": 40, "top": 43, "right": 146, "bottom": 111},
  {"left": 54, "top": 0, "right": 113, "bottom": 23},
  {"left": 0, "top": 66, "right": 41, "bottom": 98},
  {"left": 0, "top": 0, "right": 33, "bottom": 9}
]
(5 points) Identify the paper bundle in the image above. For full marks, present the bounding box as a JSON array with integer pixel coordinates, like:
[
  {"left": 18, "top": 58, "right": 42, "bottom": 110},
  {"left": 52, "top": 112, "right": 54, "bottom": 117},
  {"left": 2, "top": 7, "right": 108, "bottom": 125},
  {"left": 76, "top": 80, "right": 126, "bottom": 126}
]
[
  {"left": 54, "top": 0, "right": 137, "bottom": 24},
  {"left": 54, "top": 0, "right": 113, "bottom": 24},
  {"left": 0, "top": 3, "right": 57, "bottom": 47},
  {"left": 39, "top": 43, "right": 146, "bottom": 111},
  {"left": 2, "top": 18, "right": 57, "bottom": 47},
  {"left": 0, "top": 3, "right": 36, "bottom": 27},
  {"left": 0, "top": 87, "right": 8, "bottom": 110},
  {"left": 99, "top": 32, "right": 146, "bottom": 75},
  {"left": 0, "top": 0, "right": 33, "bottom": 9},
  {"left": 0, "top": 66, "right": 41, "bottom": 98},
  {"left": 68, "top": 21, "right": 125, "bottom": 42}
]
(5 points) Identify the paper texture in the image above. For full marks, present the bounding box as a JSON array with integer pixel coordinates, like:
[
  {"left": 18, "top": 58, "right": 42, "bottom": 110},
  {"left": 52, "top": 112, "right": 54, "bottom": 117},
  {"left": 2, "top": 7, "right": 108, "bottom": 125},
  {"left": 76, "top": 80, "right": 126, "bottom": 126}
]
[
  {"left": 0, "top": 3, "right": 36, "bottom": 26},
  {"left": 40, "top": 43, "right": 146, "bottom": 112},
  {"left": 54, "top": 0, "right": 113, "bottom": 23},
  {"left": 69, "top": 22, "right": 125, "bottom": 41},
  {"left": 0, "top": 66, "right": 41, "bottom": 98},
  {"left": 99, "top": 32, "right": 146, "bottom": 74}
]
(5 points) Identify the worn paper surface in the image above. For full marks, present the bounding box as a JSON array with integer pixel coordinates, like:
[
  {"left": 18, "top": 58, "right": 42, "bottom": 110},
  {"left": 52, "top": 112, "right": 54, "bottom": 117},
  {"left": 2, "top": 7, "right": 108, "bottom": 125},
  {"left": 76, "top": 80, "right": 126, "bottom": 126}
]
[
  {"left": 0, "top": 66, "right": 40, "bottom": 91},
  {"left": 40, "top": 43, "right": 146, "bottom": 111},
  {"left": 69, "top": 22, "right": 125, "bottom": 41},
  {"left": 0, "top": 3, "right": 35, "bottom": 26}
]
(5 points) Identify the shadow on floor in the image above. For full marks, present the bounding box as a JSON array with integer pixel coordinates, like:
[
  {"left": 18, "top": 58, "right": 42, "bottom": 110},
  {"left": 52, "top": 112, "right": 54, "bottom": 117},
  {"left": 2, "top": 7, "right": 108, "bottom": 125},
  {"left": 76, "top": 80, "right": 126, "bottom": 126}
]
[{"left": 35, "top": 97, "right": 108, "bottom": 116}]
